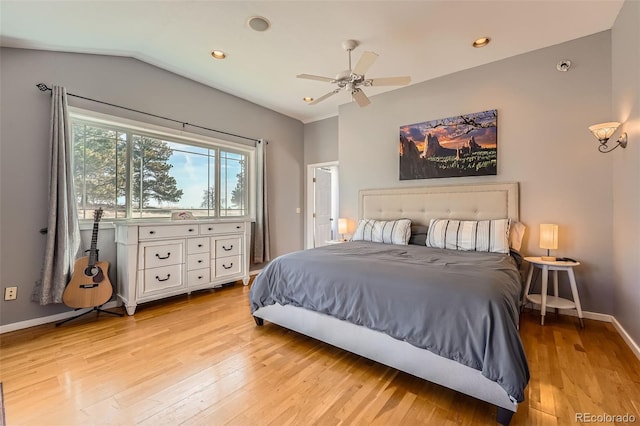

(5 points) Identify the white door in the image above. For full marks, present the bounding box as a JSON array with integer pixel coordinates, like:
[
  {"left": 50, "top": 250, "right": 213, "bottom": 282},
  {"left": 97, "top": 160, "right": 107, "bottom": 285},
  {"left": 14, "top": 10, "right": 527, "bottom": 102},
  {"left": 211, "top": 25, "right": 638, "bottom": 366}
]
[
  {"left": 306, "top": 162, "right": 339, "bottom": 249},
  {"left": 314, "top": 167, "right": 333, "bottom": 247}
]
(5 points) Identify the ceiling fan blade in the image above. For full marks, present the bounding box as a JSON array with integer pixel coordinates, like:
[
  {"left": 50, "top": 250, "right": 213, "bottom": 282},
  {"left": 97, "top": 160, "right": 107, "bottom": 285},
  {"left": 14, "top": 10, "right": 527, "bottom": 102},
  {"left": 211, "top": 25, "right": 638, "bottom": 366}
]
[
  {"left": 309, "top": 89, "right": 340, "bottom": 105},
  {"left": 352, "top": 51, "right": 378, "bottom": 76},
  {"left": 296, "top": 74, "right": 334, "bottom": 83},
  {"left": 367, "top": 76, "right": 411, "bottom": 86},
  {"left": 351, "top": 89, "right": 371, "bottom": 107}
]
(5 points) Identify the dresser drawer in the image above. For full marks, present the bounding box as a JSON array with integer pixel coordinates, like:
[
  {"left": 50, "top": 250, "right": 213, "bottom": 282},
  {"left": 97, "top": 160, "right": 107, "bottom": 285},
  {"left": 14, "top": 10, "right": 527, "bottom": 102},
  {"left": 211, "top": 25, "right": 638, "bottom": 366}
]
[
  {"left": 200, "top": 222, "right": 244, "bottom": 235},
  {"left": 214, "top": 237, "right": 242, "bottom": 258},
  {"left": 187, "top": 237, "right": 209, "bottom": 254},
  {"left": 214, "top": 255, "right": 242, "bottom": 278},
  {"left": 187, "top": 253, "right": 210, "bottom": 270},
  {"left": 142, "top": 264, "right": 183, "bottom": 294},
  {"left": 143, "top": 242, "right": 183, "bottom": 269},
  {"left": 139, "top": 224, "right": 198, "bottom": 240},
  {"left": 187, "top": 268, "right": 211, "bottom": 286}
]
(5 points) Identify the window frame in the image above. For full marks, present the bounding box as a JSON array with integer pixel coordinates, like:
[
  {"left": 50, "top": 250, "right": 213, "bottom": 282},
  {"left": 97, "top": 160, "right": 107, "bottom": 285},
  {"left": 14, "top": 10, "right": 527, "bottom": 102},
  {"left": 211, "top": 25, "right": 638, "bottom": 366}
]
[{"left": 69, "top": 107, "right": 256, "bottom": 223}]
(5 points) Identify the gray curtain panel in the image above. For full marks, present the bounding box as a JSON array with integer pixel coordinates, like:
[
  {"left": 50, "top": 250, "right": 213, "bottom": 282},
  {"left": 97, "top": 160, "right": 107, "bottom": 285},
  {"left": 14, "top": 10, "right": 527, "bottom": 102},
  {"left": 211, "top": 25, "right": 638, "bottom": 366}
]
[
  {"left": 253, "top": 139, "right": 270, "bottom": 264},
  {"left": 32, "top": 86, "right": 82, "bottom": 305}
]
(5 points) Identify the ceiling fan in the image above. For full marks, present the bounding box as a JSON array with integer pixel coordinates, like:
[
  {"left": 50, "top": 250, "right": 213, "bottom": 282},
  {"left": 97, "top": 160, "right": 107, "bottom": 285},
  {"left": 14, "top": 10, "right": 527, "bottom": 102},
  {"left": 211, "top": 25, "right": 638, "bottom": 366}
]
[{"left": 297, "top": 39, "right": 411, "bottom": 107}]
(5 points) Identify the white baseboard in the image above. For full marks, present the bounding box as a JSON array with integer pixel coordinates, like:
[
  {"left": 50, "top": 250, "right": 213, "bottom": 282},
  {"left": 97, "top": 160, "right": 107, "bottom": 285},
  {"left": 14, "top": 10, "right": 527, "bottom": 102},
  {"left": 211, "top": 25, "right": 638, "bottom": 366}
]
[
  {"left": 611, "top": 317, "right": 640, "bottom": 361},
  {"left": 0, "top": 300, "right": 121, "bottom": 334}
]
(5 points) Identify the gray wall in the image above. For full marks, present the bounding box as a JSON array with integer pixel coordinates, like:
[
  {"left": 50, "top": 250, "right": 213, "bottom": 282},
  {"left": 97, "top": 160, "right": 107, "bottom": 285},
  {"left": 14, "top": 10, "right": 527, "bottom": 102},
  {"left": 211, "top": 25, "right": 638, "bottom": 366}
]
[
  {"left": 338, "top": 32, "right": 615, "bottom": 315},
  {"left": 304, "top": 116, "right": 339, "bottom": 166},
  {"left": 612, "top": 1, "right": 640, "bottom": 345},
  {"left": 0, "top": 48, "right": 304, "bottom": 326}
]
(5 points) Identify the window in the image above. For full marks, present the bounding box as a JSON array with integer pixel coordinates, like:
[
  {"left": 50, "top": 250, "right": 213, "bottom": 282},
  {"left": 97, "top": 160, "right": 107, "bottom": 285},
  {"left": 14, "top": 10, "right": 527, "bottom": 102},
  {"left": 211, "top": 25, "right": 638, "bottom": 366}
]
[{"left": 71, "top": 110, "right": 253, "bottom": 220}]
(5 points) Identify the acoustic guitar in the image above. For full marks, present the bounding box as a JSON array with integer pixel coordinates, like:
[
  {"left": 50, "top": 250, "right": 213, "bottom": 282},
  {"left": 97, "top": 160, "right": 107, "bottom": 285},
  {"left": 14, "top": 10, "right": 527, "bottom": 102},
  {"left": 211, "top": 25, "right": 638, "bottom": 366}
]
[{"left": 63, "top": 208, "right": 113, "bottom": 308}]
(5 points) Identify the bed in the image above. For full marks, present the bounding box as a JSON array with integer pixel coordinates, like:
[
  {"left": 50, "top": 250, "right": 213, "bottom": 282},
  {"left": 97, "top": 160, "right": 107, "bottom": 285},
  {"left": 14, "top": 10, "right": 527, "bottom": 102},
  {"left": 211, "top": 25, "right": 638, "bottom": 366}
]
[{"left": 249, "top": 182, "right": 529, "bottom": 424}]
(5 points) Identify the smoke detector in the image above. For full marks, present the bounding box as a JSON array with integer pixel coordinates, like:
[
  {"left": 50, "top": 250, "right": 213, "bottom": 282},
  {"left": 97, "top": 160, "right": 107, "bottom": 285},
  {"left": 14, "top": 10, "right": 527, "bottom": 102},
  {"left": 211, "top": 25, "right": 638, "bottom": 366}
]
[{"left": 248, "top": 16, "right": 271, "bottom": 32}]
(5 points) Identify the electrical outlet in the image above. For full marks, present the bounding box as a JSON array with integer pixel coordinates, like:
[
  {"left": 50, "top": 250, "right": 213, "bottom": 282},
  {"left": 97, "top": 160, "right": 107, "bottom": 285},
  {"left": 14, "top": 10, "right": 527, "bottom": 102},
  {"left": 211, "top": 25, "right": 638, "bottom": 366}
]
[{"left": 4, "top": 286, "right": 17, "bottom": 301}]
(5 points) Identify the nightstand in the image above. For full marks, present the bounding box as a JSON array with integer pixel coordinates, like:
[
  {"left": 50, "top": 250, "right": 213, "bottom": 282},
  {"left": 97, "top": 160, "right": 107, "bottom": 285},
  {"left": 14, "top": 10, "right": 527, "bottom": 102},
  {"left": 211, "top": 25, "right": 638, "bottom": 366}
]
[{"left": 522, "top": 256, "right": 584, "bottom": 327}]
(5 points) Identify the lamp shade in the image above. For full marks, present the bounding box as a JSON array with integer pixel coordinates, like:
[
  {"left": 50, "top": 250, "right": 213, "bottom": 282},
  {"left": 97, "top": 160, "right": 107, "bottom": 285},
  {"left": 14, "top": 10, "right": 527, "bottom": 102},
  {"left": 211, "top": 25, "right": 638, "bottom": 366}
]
[
  {"left": 539, "top": 224, "right": 558, "bottom": 250},
  {"left": 588, "top": 122, "right": 620, "bottom": 142},
  {"left": 338, "top": 218, "right": 348, "bottom": 234}
]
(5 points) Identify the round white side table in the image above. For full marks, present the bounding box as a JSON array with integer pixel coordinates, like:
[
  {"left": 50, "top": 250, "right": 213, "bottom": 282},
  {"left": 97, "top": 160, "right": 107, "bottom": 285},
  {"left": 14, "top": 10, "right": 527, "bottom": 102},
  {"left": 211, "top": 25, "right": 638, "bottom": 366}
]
[{"left": 522, "top": 256, "right": 584, "bottom": 327}]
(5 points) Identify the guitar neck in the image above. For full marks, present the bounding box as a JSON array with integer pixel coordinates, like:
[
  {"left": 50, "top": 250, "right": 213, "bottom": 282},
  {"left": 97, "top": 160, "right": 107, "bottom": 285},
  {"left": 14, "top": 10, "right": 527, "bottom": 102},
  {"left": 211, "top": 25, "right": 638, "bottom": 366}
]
[{"left": 88, "top": 219, "right": 100, "bottom": 266}]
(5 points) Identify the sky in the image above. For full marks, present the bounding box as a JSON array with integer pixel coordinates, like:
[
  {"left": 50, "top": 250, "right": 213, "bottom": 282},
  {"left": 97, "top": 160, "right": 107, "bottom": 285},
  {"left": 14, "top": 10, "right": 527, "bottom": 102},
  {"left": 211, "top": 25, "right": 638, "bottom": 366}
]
[{"left": 399, "top": 109, "right": 497, "bottom": 153}]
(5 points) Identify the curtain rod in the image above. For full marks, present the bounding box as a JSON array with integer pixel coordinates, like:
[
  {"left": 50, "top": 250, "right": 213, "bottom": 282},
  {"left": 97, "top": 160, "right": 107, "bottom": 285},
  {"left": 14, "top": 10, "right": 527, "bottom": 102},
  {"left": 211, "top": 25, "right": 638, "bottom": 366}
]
[{"left": 36, "top": 83, "right": 261, "bottom": 144}]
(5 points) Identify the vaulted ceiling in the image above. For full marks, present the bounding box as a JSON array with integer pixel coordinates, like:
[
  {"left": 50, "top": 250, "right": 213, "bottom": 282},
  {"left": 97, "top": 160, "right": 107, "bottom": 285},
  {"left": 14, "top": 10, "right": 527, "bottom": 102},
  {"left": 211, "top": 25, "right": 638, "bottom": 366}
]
[{"left": 0, "top": 1, "right": 624, "bottom": 123}]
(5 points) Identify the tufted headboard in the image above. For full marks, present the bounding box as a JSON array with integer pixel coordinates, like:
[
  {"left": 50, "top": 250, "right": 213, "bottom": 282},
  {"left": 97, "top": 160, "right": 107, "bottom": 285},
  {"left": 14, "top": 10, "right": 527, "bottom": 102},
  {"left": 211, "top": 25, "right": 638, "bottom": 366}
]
[{"left": 359, "top": 182, "right": 519, "bottom": 227}]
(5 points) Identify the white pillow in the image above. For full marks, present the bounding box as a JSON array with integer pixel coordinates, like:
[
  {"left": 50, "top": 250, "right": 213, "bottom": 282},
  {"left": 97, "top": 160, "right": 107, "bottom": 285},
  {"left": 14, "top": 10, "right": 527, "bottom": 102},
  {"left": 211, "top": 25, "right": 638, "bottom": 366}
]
[
  {"left": 426, "top": 218, "right": 511, "bottom": 254},
  {"left": 352, "top": 219, "right": 412, "bottom": 245}
]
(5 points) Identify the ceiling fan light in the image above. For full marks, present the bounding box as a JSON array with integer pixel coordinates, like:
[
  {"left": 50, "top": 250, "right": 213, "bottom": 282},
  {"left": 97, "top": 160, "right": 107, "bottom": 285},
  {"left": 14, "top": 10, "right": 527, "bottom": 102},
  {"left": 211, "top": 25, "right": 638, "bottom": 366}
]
[
  {"left": 211, "top": 50, "right": 226, "bottom": 59},
  {"left": 303, "top": 97, "right": 314, "bottom": 102},
  {"left": 473, "top": 37, "right": 491, "bottom": 48}
]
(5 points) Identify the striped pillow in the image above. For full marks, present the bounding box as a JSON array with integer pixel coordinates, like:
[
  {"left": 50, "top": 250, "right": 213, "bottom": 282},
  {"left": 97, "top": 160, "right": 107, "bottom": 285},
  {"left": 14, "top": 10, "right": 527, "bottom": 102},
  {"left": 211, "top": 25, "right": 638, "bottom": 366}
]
[
  {"left": 352, "top": 219, "right": 412, "bottom": 245},
  {"left": 426, "top": 218, "right": 511, "bottom": 254}
]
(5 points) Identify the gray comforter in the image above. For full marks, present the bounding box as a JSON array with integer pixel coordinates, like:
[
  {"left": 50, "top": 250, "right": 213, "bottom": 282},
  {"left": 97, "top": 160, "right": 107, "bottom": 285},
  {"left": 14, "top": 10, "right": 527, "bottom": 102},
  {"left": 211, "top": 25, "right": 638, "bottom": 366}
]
[{"left": 249, "top": 241, "right": 530, "bottom": 402}]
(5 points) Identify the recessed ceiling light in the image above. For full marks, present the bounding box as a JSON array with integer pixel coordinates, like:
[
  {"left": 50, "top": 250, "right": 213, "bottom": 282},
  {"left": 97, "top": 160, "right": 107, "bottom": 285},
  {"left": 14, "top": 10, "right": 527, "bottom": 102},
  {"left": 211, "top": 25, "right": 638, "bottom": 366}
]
[
  {"left": 211, "top": 50, "right": 226, "bottom": 59},
  {"left": 472, "top": 37, "right": 491, "bottom": 48},
  {"left": 303, "top": 97, "right": 314, "bottom": 103},
  {"left": 248, "top": 16, "right": 271, "bottom": 32}
]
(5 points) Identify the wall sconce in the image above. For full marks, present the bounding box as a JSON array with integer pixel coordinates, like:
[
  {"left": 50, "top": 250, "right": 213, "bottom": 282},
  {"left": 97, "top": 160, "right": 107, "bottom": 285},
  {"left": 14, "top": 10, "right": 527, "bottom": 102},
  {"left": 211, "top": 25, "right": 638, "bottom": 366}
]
[
  {"left": 539, "top": 224, "right": 558, "bottom": 261},
  {"left": 338, "top": 218, "right": 348, "bottom": 241},
  {"left": 588, "top": 122, "right": 628, "bottom": 153}
]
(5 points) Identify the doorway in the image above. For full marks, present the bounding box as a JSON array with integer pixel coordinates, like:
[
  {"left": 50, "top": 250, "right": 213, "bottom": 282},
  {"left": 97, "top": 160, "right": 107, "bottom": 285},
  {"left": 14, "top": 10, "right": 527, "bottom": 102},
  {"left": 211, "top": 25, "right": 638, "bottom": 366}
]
[{"left": 306, "top": 162, "right": 339, "bottom": 249}]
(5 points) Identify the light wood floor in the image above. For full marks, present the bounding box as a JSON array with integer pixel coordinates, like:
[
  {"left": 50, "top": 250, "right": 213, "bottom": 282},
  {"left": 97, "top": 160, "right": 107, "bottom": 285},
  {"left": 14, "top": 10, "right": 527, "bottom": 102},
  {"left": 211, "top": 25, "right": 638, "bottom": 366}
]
[{"left": 1, "top": 283, "right": 639, "bottom": 425}]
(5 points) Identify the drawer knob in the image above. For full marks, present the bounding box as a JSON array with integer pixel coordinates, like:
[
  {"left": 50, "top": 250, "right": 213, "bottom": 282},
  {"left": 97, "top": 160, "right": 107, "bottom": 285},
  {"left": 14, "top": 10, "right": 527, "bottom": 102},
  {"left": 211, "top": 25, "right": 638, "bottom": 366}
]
[
  {"left": 149, "top": 230, "right": 156, "bottom": 235},
  {"left": 156, "top": 253, "right": 171, "bottom": 260},
  {"left": 156, "top": 274, "right": 171, "bottom": 282},
  {"left": 198, "top": 244, "right": 203, "bottom": 248},
  {"left": 236, "top": 225, "right": 241, "bottom": 229},
  {"left": 198, "top": 260, "right": 203, "bottom": 263},
  {"left": 188, "top": 228, "right": 194, "bottom": 232},
  {"left": 222, "top": 245, "right": 233, "bottom": 251},
  {"left": 222, "top": 263, "right": 233, "bottom": 270},
  {"left": 198, "top": 275, "right": 203, "bottom": 279},
  {"left": 208, "top": 227, "right": 213, "bottom": 231}
]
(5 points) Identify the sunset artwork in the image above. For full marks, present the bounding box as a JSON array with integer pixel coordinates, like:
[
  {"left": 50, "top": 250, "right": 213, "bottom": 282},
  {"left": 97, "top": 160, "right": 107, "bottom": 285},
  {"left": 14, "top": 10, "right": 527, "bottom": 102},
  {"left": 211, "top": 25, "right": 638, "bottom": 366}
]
[{"left": 399, "top": 109, "right": 497, "bottom": 180}]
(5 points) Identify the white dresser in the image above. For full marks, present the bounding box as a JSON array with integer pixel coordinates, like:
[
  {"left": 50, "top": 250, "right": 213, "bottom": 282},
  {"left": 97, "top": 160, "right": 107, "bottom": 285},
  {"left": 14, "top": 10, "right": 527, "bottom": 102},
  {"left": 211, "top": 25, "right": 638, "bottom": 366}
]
[{"left": 115, "top": 219, "right": 250, "bottom": 315}]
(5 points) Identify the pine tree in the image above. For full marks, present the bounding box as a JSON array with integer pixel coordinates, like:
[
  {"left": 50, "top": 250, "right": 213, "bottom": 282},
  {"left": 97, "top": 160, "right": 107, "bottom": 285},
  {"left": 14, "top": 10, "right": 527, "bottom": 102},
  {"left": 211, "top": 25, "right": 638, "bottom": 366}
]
[
  {"left": 73, "top": 124, "right": 183, "bottom": 210},
  {"left": 132, "top": 135, "right": 183, "bottom": 207},
  {"left": 230, "top": 160, "right": 246, "bottom": 208}
]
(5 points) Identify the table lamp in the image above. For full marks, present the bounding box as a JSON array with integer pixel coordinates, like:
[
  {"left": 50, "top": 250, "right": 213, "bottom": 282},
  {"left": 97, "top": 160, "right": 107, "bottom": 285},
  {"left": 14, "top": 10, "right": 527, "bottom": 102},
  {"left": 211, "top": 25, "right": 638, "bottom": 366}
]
[
  {"left": 338, "top": 218, "right": 348, "bottom": 241},
  {"left": 539, "top": 224, "right": 558, "bottom": 261}
]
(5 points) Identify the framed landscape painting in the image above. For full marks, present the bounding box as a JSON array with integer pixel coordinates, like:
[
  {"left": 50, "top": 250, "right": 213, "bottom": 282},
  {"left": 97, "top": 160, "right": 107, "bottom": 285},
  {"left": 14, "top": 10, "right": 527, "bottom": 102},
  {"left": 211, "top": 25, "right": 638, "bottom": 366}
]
[{"left": 399, "top": 109, "right": 497, "bottom": 180}]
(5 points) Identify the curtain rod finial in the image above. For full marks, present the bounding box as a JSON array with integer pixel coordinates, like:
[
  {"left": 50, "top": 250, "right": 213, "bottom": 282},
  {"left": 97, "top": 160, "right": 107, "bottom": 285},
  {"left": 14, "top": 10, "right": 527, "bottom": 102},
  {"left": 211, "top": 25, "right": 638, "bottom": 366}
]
[{"left": 36, "top": 83, "right": 50, "bottom": 91}]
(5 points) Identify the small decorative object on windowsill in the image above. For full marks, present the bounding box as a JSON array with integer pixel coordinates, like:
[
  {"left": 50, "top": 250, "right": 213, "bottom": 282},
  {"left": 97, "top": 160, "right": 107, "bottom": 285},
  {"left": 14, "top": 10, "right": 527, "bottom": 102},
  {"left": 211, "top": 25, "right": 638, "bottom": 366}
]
[
  {"left": 171, "top": 211, "right": 195, "bottom": 220},
  {"left": 338, "top": 218, "right": 348, "bottom": 241},
  {"left": 539, "top": 223, "right": 558, "bottom": 261}
]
